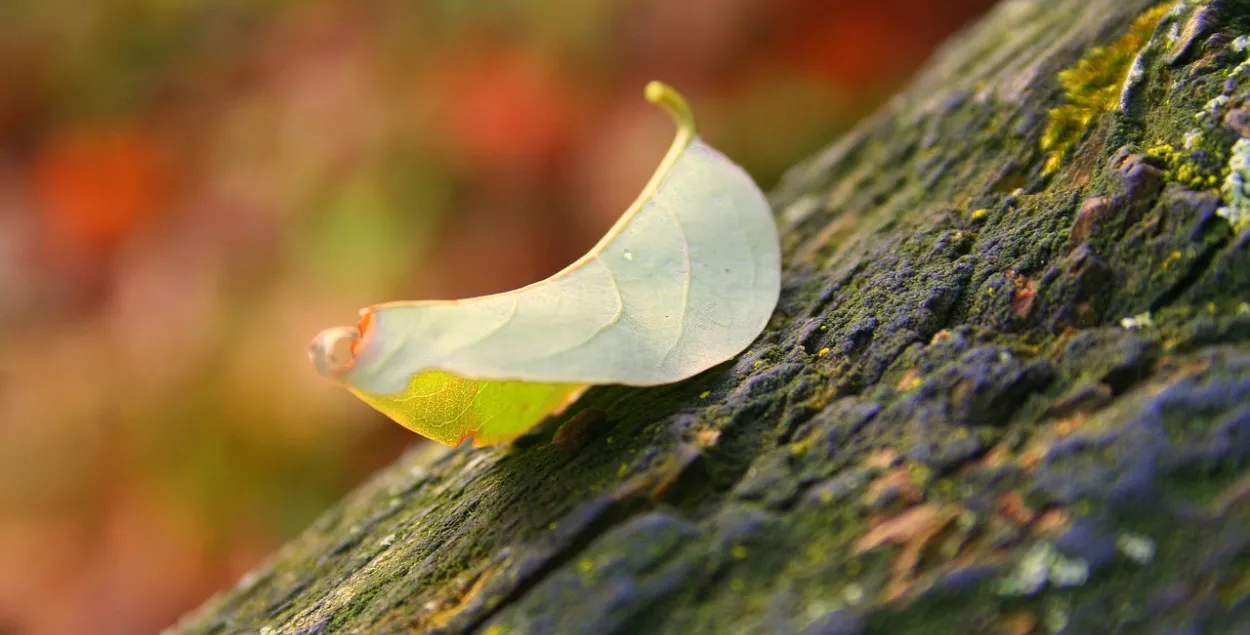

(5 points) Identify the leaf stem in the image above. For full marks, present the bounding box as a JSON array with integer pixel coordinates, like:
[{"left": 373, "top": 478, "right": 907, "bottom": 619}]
[
  {"left": 631, "top": 81, "right": 698, "bottom": 218},
  {"left": 645, "top": 81, "right": 697, "bottom": 143}
]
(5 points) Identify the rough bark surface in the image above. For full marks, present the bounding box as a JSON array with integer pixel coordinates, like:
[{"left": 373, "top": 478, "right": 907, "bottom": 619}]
[{"left": 167, "top": 0, "right": 1250, "bottom": 633}]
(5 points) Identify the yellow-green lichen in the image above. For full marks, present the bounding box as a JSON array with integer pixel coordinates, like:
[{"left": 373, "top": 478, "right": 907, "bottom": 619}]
[
  {"left": 1145, "top": 143, "right": 1177, "bottom": 163},
  {"left": 1145, "top": 142, "right": 1222, "bottom": 190},
  {"left": 578, "top": 557, "right": 595, "bottom": 574},
  {"left": 1040, "top": 4, "right": 1170, "bottom": 175},
  {"left": 789, "top": 440, "right": 811, "bottom": 457}
]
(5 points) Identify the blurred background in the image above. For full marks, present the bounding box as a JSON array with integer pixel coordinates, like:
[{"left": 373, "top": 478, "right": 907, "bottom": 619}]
[{"left": 0, "top": 0, "right": 997, "bottom": 633}]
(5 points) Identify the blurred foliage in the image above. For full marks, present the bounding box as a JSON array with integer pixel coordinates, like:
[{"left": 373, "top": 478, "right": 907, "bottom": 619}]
[{"left": 0, "top": 0, "right": 996, "bottom": 633}]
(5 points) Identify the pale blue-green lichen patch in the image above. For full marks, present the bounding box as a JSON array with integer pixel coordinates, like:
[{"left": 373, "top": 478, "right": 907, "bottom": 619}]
[{"left": 1218, "top": 137, "right": 1250, "bottom": 231}]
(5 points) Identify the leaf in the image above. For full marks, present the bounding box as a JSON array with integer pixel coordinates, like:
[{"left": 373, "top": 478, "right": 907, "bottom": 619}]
[{"left": 309, "top": 81, "right": 781, "bottom": 446}]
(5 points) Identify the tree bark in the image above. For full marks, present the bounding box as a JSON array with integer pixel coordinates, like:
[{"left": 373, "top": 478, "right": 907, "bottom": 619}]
[{"left": 166, "top": 0, "right": 1250, "bottom": 633}]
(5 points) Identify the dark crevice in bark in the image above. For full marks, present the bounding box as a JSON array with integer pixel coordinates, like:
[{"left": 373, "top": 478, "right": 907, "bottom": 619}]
[
  {"left": 1150, "top": 230, "right": 1232, "bottom": 312},
  {"left": 456, "top": 496, "right": 653, "bottom": 635}
]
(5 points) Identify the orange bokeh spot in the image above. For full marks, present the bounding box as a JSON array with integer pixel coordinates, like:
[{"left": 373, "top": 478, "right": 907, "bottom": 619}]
[
  {"left": 770, "top": 0, "right": 999, "bottom": 89},
  {"left": 430, "top": 47, "right": 580, "bottom": 167},
  {"left": 32, "top": 125, "right": 172, "bottom": 258}
]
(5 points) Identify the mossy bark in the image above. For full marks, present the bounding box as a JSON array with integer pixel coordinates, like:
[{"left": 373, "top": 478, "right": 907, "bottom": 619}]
[{"left": 166, "top": 1, "right": 1250, "bottom": 633}]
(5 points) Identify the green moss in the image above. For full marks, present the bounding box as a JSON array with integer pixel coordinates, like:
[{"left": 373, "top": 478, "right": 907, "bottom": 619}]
[
  {"left": 907, "top": 463, "right": 933, "bottom": 489},
  {"left": 1041, "top": 4, "right": 1170, "bottom": 175}
]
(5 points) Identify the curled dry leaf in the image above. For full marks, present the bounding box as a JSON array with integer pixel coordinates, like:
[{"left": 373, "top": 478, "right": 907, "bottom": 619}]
[{"left": 308, "top": 82, "right": 781, "bottom": 446}]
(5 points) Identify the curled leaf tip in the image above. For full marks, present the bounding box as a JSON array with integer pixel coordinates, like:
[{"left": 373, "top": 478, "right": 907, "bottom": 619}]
[
  {"left": 645, "top": 80, "right": 696, "bottom": 140},
  {"left": 309, "top": 326, "right": 360, "bottom": 377}
]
